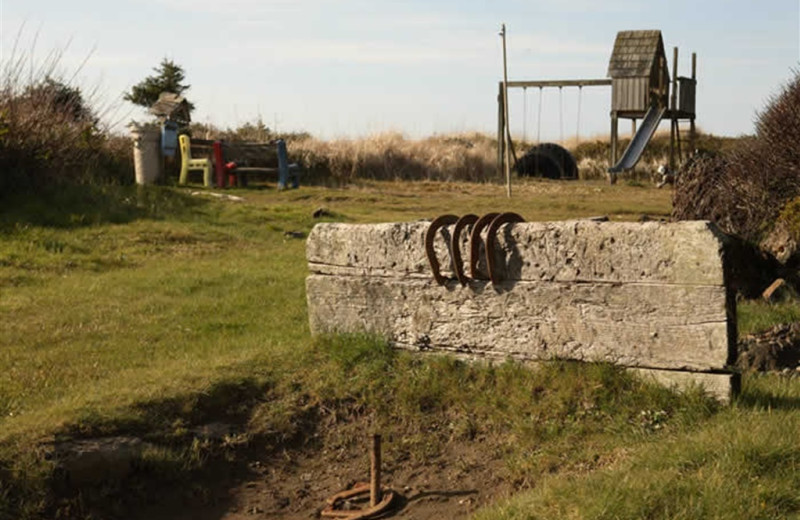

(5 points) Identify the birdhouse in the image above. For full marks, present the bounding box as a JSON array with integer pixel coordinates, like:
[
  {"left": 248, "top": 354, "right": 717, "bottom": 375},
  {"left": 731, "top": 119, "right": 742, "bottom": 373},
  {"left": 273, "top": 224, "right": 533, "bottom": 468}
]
[
  {"left": 607, "top": 30, "right": 670, "bottom": 116},
  {"left": 149, "top": 92, "right": 191, "bottom": 126}
]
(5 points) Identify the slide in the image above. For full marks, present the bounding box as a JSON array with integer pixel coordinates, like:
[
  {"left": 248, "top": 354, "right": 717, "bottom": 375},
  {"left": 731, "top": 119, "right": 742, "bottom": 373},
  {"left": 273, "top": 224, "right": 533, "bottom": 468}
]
[{"left": 608, "top": 105, "right": 666, "bottom": 173}]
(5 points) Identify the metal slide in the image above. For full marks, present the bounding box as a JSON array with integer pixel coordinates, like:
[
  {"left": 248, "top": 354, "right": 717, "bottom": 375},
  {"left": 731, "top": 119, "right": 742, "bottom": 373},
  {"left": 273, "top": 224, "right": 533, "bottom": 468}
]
[{"left": 608, "top": 105, "right": 666, "bottom": 173}]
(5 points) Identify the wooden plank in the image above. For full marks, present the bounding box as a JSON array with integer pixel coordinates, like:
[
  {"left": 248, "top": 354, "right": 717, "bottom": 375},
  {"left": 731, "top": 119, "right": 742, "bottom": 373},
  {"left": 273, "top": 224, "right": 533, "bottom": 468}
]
[
  {"left": 306, "top": 220, "right": 736, "bottom": 382},
  {"left": 504, "top": 79, "right": 611, "bottom": 89},
  {"left": 630, "top": 368, "right": 738, "bottom": 404},
  {"left": 306, "top": 274, "right": 731, "bottom": 371},
  {"left": 307, "top": 221, "right": 728, "bottom": 286},
  {"left": 497, "top": 83, "right": 505, "bottom": 176}
]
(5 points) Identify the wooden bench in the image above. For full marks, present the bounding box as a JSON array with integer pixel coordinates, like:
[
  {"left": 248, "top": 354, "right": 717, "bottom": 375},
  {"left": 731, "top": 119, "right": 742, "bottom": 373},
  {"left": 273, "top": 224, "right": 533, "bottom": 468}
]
[
  {"left": 212, "top": 140, "right": 301, "bottom": 189},
  {"left": 181, "top": 137, "right": 301, "bottom": 189}
]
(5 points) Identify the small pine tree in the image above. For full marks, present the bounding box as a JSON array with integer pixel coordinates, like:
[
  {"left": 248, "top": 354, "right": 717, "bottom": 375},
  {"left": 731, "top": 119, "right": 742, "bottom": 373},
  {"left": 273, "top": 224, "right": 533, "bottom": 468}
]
[{"left": 124, "top": 58, "right": 195, "bottom": 114}]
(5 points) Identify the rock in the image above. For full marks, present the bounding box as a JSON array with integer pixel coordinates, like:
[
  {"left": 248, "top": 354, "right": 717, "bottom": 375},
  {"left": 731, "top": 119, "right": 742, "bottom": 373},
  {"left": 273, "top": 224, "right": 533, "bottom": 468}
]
[
  {"left": 761, "top": 219, "right": 799, "bottom": 266},
  {"left": 54, "top": 436, "right": 143, "bottom": 486}
]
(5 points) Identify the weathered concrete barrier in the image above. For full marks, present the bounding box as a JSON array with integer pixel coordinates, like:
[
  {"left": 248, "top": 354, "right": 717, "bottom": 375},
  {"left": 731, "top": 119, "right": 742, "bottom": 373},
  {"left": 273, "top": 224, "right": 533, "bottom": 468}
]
[{"left": 306, "top": 220, "right": 739, "bottom": 402}]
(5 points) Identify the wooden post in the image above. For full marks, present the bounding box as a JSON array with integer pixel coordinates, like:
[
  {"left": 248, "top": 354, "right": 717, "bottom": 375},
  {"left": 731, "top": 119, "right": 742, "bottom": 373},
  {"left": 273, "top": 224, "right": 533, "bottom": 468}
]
[
  {"left": 610, "top": 111, "right": 618, "bottom": 183},
  {"left": 670, "top": 47, "right": 678, "bottom": 172},
  {"left": 497, "top": 83, "right": 505, "bottom": 177},
  {"left": 500, "top": 24, "right": 512, "bottom": 198},
  {"left": 690, "top": 52, "right": 697, "bottom": 156},
  {"left": 370, "top": 434, "right": 381, "bottom": 507},
  {"left": 631, "top": 118, "right": 637, "bottom": 136}
]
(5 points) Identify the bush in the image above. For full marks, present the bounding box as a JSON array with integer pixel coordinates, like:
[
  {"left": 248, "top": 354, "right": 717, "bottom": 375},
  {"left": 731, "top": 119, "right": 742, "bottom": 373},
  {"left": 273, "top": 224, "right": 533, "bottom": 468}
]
[
  {"left": 0, "top": 51, "right": 133, "bottom": 194},
  {"left": 673, "top": 70, "right": 800, "bottom": 242}
]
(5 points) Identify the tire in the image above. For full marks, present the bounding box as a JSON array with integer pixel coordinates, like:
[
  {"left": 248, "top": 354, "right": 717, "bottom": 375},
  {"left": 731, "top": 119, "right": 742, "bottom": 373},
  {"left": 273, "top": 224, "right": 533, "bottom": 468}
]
[{"left": 514, "top": 143, "right": 578, "bottom": 180}]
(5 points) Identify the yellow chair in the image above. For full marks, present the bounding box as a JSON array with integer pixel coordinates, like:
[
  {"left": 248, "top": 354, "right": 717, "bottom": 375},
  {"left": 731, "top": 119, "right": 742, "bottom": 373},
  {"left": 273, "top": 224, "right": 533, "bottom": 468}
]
[{"left": 178, "top": 134, "right": 212, "bottom": 187}]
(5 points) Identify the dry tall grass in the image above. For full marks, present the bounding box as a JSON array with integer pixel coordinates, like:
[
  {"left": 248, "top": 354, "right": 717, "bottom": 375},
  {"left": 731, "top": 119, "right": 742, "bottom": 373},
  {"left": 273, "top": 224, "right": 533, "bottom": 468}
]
[
  {"left": 290, "top": 132, "right": 499, "bottom": 183},
  {"left": 287, "top": 130, "right": 736, "bottom": 185},
  {"left": 190, "top": 116, "right": 740, "bottom": 186}
]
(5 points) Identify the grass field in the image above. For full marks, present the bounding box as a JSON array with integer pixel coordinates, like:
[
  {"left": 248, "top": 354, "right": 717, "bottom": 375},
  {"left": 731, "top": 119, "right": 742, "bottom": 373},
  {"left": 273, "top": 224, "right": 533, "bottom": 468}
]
[{"left": 2, "top": 179, "right": 799, "bottom": 519}]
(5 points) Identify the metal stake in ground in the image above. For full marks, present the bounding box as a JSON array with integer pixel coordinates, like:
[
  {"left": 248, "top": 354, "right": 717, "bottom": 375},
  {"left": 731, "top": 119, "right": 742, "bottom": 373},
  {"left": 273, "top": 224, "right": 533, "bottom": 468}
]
[
  {"left": 321, "top": 433, "right": 394, "bottom": 519},
  {"left": 370, "top": 434, "right": 381, "bottom": 507}
]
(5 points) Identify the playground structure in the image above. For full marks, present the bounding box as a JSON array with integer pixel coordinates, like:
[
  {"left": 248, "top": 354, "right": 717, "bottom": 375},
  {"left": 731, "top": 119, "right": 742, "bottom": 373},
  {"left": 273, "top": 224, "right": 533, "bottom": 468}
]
[{"left": 497, "top": 30, "right": 697, "bottom": 183}]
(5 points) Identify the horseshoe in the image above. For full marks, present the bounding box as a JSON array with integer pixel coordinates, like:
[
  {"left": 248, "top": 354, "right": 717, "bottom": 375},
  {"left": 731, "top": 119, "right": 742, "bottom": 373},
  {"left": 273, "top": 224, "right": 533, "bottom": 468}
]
[
  {"left": 468, "top": 213, "right": 500, "bottom": 280},
  {"left": 485, "top": 212, "right": 525, "bottom": 285},
  {"left": 450, "top": 214, "right": 479, "bottom": 286},
  {"left": 321, "top": 482, "right": 395, "bottom": 519},
  {"left": 425, "top": 214, "right": 459, "bottom": 285}
]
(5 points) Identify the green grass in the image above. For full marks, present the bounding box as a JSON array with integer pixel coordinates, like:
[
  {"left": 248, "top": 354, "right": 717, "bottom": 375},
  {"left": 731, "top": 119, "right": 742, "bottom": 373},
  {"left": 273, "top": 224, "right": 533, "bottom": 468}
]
[
  {"left": 475, "top": 375, "right": 800, "bottom": 520},
  {"left": 738, "top": 298, "right": 800, "bottom": 336},
  {"left": 1, "top": 180, "right": 798, "bottom": 519}
]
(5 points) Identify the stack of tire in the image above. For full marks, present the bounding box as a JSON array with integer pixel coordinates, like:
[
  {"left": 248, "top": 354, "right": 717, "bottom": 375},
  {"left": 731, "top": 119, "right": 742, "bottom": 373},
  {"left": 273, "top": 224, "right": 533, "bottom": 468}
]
[{"left": 514, "top": 143, "right": 578, "bottom": 180}]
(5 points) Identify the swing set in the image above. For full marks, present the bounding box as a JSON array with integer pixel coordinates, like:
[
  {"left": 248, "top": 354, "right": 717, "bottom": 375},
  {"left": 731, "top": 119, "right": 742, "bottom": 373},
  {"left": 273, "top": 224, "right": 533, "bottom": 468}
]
[
  {"left": 497, "top": 78, "right": 608, "bottom": 181},
  {"left": 497, "top": 29, "right": 698, "bottom": 189}
]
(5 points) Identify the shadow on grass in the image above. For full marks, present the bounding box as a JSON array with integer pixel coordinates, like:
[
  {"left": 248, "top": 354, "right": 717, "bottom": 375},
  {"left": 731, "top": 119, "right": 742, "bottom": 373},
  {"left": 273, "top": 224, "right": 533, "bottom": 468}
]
[
  {"left": 0, "top": 183, "right": 210, "bottom": 232},
  {"left": 734, "top": 371, "right": 800, "bottom": 411},
  {"left": 735, "top": 386, "right": 800, "bottom": 410},
  {"left": 42, "top": 377, "right": 289, "bottom": 520}
]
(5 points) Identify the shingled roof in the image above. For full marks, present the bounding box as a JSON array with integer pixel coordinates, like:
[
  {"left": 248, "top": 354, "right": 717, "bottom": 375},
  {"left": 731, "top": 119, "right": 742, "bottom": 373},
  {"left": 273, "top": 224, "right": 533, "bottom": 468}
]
[
  {"left": 149, "top": 92, "right": 191, "bottom": 124},
  {"left": 607, "top": 30, "right": 669, "bottom": 80}
]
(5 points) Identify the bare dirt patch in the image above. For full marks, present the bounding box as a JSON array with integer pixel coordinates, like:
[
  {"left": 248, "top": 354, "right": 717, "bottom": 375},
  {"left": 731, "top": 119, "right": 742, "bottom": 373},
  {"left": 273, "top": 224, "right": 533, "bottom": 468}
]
[{"left": 134, "top": 419, "right": 514, "bottom": 520}]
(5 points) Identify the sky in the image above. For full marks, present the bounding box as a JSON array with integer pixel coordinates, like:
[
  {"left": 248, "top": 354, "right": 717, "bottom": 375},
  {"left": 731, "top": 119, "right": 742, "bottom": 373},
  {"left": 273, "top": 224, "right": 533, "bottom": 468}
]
[{"left": 2, "top": 0, "right": 799, "bottom": 140}]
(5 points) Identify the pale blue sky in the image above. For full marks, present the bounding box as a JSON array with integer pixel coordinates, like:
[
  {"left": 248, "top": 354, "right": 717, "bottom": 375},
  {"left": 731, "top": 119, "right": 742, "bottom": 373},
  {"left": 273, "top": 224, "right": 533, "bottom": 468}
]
[{"left": 2, "top": 0, "right": 799, "bottom": 140}]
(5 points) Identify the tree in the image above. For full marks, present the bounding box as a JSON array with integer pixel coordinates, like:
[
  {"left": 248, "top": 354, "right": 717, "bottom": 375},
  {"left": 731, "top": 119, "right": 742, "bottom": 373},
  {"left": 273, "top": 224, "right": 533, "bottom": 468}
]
[{"left": 124, "top": 58, "right": 195, "bottom": 114}]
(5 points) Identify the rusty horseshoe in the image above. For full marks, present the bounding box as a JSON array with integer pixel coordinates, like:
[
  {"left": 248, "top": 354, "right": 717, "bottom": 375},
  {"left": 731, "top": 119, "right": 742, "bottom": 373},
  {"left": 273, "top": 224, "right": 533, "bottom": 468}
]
[
  {"left": 321, "top": 482, "right": 395, "bottom": 519},
  {"left": 425, "top": 214, "right": 459, "bottom": 285},
  {"left": 450, "top": 214, "right": 479, "bottom": 286},
  {"left": 468, "top": 212, "right": 500, "bottom": 280},
  {"left": 485, "top": 212, "right": 525, "bottom": 285}
]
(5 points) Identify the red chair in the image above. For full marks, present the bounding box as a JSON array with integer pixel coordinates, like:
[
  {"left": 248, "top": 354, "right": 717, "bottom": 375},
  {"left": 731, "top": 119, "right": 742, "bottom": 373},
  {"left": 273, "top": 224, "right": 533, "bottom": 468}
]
[{"left": 212, "top": 141, "right": 238, "bottom": 188}]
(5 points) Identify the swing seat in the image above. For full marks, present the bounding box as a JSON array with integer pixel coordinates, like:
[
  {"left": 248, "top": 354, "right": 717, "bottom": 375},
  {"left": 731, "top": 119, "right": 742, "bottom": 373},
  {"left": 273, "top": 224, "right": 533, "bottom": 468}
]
[{"left": 178, "top": 134, "right": 213, "bottom": 187}]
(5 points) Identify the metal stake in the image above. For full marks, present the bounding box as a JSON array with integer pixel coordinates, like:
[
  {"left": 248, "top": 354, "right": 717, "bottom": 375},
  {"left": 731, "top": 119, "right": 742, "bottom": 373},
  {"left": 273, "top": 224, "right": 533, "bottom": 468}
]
[{"left": 370, "top": 434, "right": 381, "bottom": 507}]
